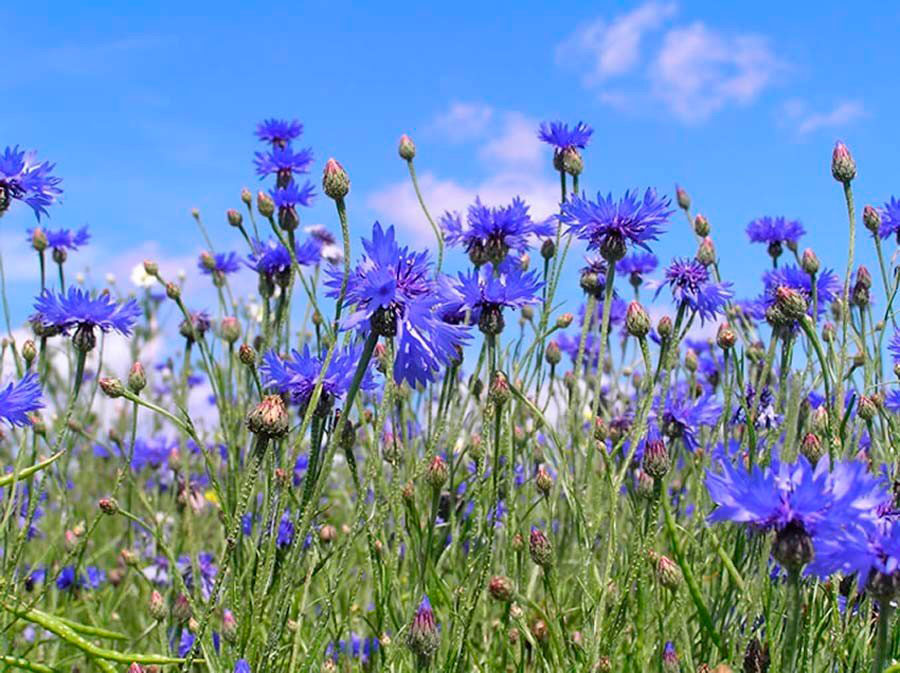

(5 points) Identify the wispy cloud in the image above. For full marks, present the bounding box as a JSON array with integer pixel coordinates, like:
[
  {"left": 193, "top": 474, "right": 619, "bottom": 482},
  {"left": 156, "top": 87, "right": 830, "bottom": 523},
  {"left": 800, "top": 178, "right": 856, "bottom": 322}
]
[
  {"left": 429, "top": 102, "right": 495, "bottom": 142},
  {"left": 557, "top": 3, "right": 783, "bottom": 123},
  {"left": 784, "top": 100, "right": 866, "bottom": 135},
  {"left": 368, "top": 105, "right": 556, "bottom": 243}
]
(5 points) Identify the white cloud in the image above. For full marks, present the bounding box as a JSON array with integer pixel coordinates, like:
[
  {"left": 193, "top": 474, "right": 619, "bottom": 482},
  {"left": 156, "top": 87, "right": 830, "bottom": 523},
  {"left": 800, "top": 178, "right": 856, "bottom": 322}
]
[
  {"left": 430, "top": 102, "right": 494, "bottom": 141},
  {"left": 557, "top": 3, "right": 782, "bottom": 123},
  {"left": 556, "top": 1, "right": 677, "bottom": 83},
  {"left": 478, "top": 112, "right": 543, "bottom": 167},
  {"left": 791, "top": 100, "right": 866, "bottom": 135},
  {"left": 650, "top": 23, "right": 780, "bottom": 122}
]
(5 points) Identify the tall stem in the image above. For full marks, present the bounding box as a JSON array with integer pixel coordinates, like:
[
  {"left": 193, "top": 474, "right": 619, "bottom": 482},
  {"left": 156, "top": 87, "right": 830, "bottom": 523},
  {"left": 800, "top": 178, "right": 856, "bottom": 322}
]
[
  {"left": 835, "top": 180, "right": 855, "bottom": 444},
  {"left": 407, "top": 159, "right": 444, "bottom": 274},
  {"left": 874, "top": 602, "right": 894, "bottom": 673}
]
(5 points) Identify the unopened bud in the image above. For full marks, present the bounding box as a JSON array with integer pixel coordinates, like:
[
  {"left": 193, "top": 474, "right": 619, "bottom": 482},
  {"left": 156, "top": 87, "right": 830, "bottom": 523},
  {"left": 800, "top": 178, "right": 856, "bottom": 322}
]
[
  {"left": 625, "top": 301, "right": 650, "bottom": 338},
  {"left": 675, "top": 185, "right": 690, "bottom": 211},
  {"left": 220, "top": 316, "right": 241, "bottom": 344},
  {"left": 858, "top": 395, "right": 877, "bottom": 422},
  {"left": 98, "top": 497, "right": 119, "bottom": 515},
  {"left": 227, "top": 209, "right": 243, "bottom": 228},
  {"left": 323, "top": 159, "right": 350, "bottom": 200},
  {"left": 488, "top": 575, "right": 514, "bottom": 602},
  {"left": 654, "top": 554, "right": 683, "bottom": 590},
  {"left": 30, "top": 228, "right": 48, "bottom": 252},
  {"left": 684, "top": 348, "right": 698, "bottom": 373},
  {"left": 556, "top": 312, "right": 574, "bottom": 329},
  {"left": 222, "top": 609, "right": 238, "bottom": 643},
  {"left": 863, "top": 205, "right": 881, "bottom": 234},
  {"left": 247, "top": 395, "right": 289, "bottom": 439},
  {"left": 425, "top": 455, "right": 449, "bottom": 490},
  {"left": 657, "top": 316, "right": 673, "bottom": 340},
  {"left": 535, "top": 466, "right": 553, "bottom": 496},
  {"left": 149, "top": 590, "right": 167, "bottom": 621},
  {"left": 239, "top": 343, "right": 256, "bottom": 365},
  {"left": 541, "top": 239, "right": 556, "bottom": 260},
  {"left": 173, "top": 594, "right": 191, "bottom": 622},
  {"left": 716, "top": 322, "right": 736, "bottom": 350},
  {"left": 22, "top": 340, "right": 36, "bottom": 365},
  {"left": 545, "top": 340, "right": 562, "bottom": 366},
  {"left": 693, "top": 213, "right": 710, "bottom": 237},
  {"left": 143, "top": 260, "right": 159, "bottom": 277},
  {"left": 696, "top": 237, "right": 716, "bottom": 266},
  {"left": 99, "top": 377, "right": 125, "bottom": 399},
  {"left": 774, "top": 286, "right": 808, "bottom": 321},
  {"left": 165, "top": 282, "right": 180, "bottom": 300},
  {"left": 831, "top": 141, "right": 856, "bottom": 183},
  {"left": 529, "top": 527, "right": 553, "bottom": 568},
  {"left": 800, "top": 248, "right": 820, "bottom": 275},
  {"left": 642, "top": 439, "right": 670, "bottom": 479},
  {"left": 128, "top": 362, "right": 146, "bottom": 394},
  {"left": 800, "top": 432, "right": 824, "bottom": 464},
  {"left": 489, "top": 371, "right": 511, "bottom": 406},
  {"left": 398, "top": 134, "right": 416, "bottom": 161}
]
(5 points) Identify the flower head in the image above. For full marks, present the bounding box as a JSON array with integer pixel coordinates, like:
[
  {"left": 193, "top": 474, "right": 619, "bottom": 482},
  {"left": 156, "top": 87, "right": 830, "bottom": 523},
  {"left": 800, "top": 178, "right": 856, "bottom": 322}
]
[
  {"left": 198, "top": 251, "right": 242, "bottom": 276},
  {"left": 656, "top": 257, "right": 733, "bottom": 323},
  {"left": 878, "top": 197, "right": 900, "bottom": 240},
  {"left": 441, "top": 197, "right": 552, "bottom": 265},
  {"left": 28, "top": 226, "right": 89, "bottom": 253},
  {"left": 657, "top": 389, "right": 721, "bottom": 453},
  {"left": 560, "top": 189, "right": 671, "bottom": 261},
  {"left": 261, "top": 343, "right": 376, "bottom": 412},
  {"left": 537, "top": 121, "right": 593, "bottom": 150},
  {"left": 0, "top": 374, "right": 43, "bottom": 427},
  {"left": 809, "top": 515, "right": 900, "bottom": 586},
  {"left": 33, "top": 288, "right": 140, "bottom": 337},
  {"left": 618, "top": 251, "right": 658, "bottom": 283},
  {"left": 757, "top": 264, "right": 841, "bottom": 327},
  {"left": 246, "top": 237, "right": 321, "bottom": 278},
  {"left": 255, "top": 118, "right": 303, "bottom": 147},
  {"left": 746, "top": 216, "right": 805, "bottom": 256},
  {"left": 0, "top": 146, "right": 63, "bottom": 220},
  {"left": 254, "top": 146, "right": 314, "bottom": 180},
  {"left": 454, "top": 262, "right": 542, "bottom": 335}
]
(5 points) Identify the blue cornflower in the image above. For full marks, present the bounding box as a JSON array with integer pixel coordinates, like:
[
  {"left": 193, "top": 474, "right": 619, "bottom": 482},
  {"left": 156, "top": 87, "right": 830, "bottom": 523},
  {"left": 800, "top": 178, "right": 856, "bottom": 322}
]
[
  {"left": 33, "top": 288, "right": 140, "bottom": 347},
  {"left": 261, "top": 343, "right": 377, "bottom": 412},
  {"left": 706, "top": 455, "right": 887, "bottom": 568},
  {"left": 890, "top": 332, "right": 900, "bottom": 366},
  {"left": 657, "top": 390, "right": 722, "bottom": 453},
  {"left": 256, "top": 119, "right": 303, "bottom": 147},
  {"left": 656, "top": 258, "right": 733, "bottom": 324},
  {"left": 179, "top": 553, "right": 217, "bottom": 600},
  {"left": 809, "top": 515, "right": 900, "bottom": 584},
  {"left": 0, "top": 146, "right": 63, "bottom": 219},
  {"left": 270, "top": 180, "right": 316, "bottom": 209},
  {"left": 246, "top": 237, "right": 322, "bottom": 280},
  {"left": 537, "top": 121, "right": 593, "bottom": 150},
  {"left": 758, "top": 264, "right": 841, "bottom": 326},
  {"left": 0, "top": 374, "right": 43, "bottom": 427},
  {"left": 326, "top": 222, "right": 470, "bottom": 387},
  {"left": 276, "top": 510, "right": 294, "bottom": 548},
  {"left": 178, "top": 630, "right": 195, "bottom": 657},
  {"left": 198, "top": 251, "right": 242, "bottom": 276},
  {"left": 618, "top": 251, "right": 658, "bottom": 286},
  {"left": 254, "top": 146, "right": 314, "bottom": 180},
  {"left": 454, "top": 262, "right": 543, "bottom": 335},
  {"left": 440, "top": 197, "right": 553, "bottom": 265},
  {"left": 878, "top": 197, "right": 900, "bottom": 240},
  {"left": 746, "top": 216, "right": 805, "bottom": 256},
  {"left": 560, "top": 189, "right": 671, "bottom": 261},
  {"left": 234, "top": 659, "right": 251, "bottom": 673},
  {"left": 28, "top": 226, "right": 89, "bottom": 254},
  {"left": 56, "top": 566, "right": 77, "bottom": 590}
]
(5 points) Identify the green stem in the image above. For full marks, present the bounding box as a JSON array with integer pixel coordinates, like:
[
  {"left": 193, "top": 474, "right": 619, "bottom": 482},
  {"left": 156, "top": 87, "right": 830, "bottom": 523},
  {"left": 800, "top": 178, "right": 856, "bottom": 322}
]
[
  {"left": 874, "top": 603, "right": 894, "bottom": 673},
  {"left": 407, "top": 159, "right": 444, "bottom": 274}
]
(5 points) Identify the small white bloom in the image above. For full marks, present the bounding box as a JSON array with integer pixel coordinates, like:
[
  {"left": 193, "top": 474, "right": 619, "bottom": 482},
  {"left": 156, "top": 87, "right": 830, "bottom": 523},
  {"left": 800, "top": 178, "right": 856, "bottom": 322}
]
[{"left": 130, "top": 263, "right": 156, "bottom": 288}]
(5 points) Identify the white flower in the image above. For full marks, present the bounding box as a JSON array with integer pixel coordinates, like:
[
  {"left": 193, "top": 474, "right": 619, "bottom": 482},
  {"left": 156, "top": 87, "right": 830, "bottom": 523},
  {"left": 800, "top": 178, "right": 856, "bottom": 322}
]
[{"left": 130, "top": 263, "right": 156, "bottom": 288}]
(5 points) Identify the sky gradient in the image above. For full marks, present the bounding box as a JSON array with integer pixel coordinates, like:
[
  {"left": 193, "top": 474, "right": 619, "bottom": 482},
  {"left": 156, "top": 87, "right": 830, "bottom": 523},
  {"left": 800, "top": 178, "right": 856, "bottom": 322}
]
[{"left": 3, "top": 1, "right": 899, "bottom": 327}]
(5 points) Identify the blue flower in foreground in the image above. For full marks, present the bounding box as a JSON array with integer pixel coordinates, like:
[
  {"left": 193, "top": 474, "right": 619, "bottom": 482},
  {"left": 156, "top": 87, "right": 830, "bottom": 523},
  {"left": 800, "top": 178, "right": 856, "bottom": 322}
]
[
  {"left": 455, "top": 262, "right": 543, "bottom": 335},
  {"left": 0, "top": 146, "right": 63, "bottom": 219},
  {"left": 33, "top": 288, "right": 141, "bottom": 341},
  {"left": 746, "top": 216, "right": 805, "bottom": 252},
  {"left": 440, "top": 197, "right": 552, "bottom": 265},
  {"left": 326, "top": 222, "right": 469, "bottom": 387},
  {"left": 256, "top": 118, "right": 303, "bottom": 147},
  {"left": 560, "top": 189, "right": 671, "bottom": 261},
  {"left": 198, "top": 251, "right": 242, "bottom": 276},
  {"left": 261, "top": 343, "right": 377, "bottom": 411},
  {"left": 0, "top": 374, "right": 43, "bottom": 427},
  {"left": 254, "top": 145, "right": 314, "bottom": 180},
  {"left": 809, "top": 515, "right": 900, "bottom": 585},
  {"left": 656, "top": 258, "right": 732, "bottom": 324},
  {"left": 706, "top": 455, "right": 887, "bottom": 569},
  {"left": 537, "top": 121, "right": 593, "bottom": 150},
  {"left": 878, "top": 197, "right": 900, "bottom": 240},
  {"left": 28, "top": 226, "right": 89, "bottom": 253}
]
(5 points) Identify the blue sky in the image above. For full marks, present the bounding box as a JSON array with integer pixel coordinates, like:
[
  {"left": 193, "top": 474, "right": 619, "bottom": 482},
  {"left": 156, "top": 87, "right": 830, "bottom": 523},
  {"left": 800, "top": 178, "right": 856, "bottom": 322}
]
[{"left": 3, "top": 1, "right": 900, "bottom": 327}]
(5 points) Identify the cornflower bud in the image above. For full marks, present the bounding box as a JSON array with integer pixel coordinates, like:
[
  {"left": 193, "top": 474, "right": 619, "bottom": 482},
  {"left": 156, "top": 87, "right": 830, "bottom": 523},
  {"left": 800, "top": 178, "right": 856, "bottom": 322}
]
[
  {"left": 488, "top": 575, "right": 514, "bottom": 602},
  {"left": 257, "top": 191, "right": 275, "bottom": 217},
  {"left": 165, "top": 282, "right": 180, "bottom": 300},
  {"left": 696, "top": 237, "right": 716, "bottom": 266},
  {"left": 593, "top": 417, "right": 608, "bottom": 442},
  {"left": 675, "top": 185, "right": 690, "bottom": 211},
  {"left": 642, "top": 439, "right": 670, "bottom": 479},
  {"left": 425, "top": 455, "right": 449, "bottom": 490},
  {"left": 22, "top": 340, "right": 36, "bottom": 365},
  {"left": 226, "top": 209, "right": 242, "bottom": 228},
  {"left": 657, "top": 316, "right": 673, "bottom": 340},
  {"left": 831, "top": 141, "right": 856, "bottom": 183},
  {"left": 220, "top": 316, "right": 241, "bottom": 344},
  {"left": 663, "top": 642, "right": 679, "bottom": 673},
  {"left": 529, "top": 527, "right": 553, "bottom": 568},
  {"left": 774, "top": 286, "right": 808, "bottom": 321},
  {"left": 800, "top": 248, "right": 820, "bottom": 275},
  {"left": 222, "top": 609, "right": 238, "bottom": 644},
  {"left": 149, "top": 590, "right": 167, "bottom": 621},
  {"left": 716, "top": 322, "right": 736, "bottom": 350},
  {"left": 143, "top": 259, "right": 159, "bottom": 277},
  {"left": 684, "top": 348, "right": 698, "bottom": 373},
  {"left": 556, "top": 312, "right": 574, "bottom": 329},
  {"left": 863, "top": 205, "right": 881, "bottom": 234},
  {"left": 30, "top": 228, "right": 48, "bottom": 252},
  {"left": 319, "top": 524, "right": 337, "bottom": 544},
  {"left": 246, "top": 395, "right": 289, "bottom": 439},
  {"left": 489, "top": 371, "right": 511, "bottom": 406},
  {"left": 239, "top": 343, "right": 256, "bottom": 366},
  {"left": 545, "top": 340, "right": 562, "bottom": 366},
  {"left": 653, "top": 553, "right": 683, "bottom": 590},
  {"left": 693, "top": 213, "right": 710, "bottom": 237},
  {"left": 800, "top": 432, "right": 824, "bottom": 464},
  {"left": 535, "top": 466, "right": 553, "bottom": 496},
  {"left": 541, "top": 239, "right": 556, "bottom": 260},
  {"left": 398, "top": 134, "right": 416, "bottom": 161},
  {"left": 323, "top": 159, "right": 350, "bottom": 200},
  {"left": 635, "top": 470, "right": 655, "bottom": 499},
  {"left": 173, "top": 594, "right": 191, "bottom": 622},
  {"left": 98, "top": 497, "right": 119, "bottom": 515},
  {"left": 406, "top": 596, "right": 440, "bottom": 660},
  {"left": 556, "top": 147, "right": 583, "bottom": 177},
  {"left": 858, "top": 395, "right": 877, "bottom": 422},
  {"left": 625, "top": 301, "right": 650, "bottom": 338},
  {"left": 128, "top": 362, "right": 146, "bottom": 394},
  {"left": 99, "top": 377, "right": 125, "bottom": 399},
  {"left": 822, "top": 321, "right": 836, "bottom": 343},
  {"left": 240, "top": 187, "right": 252, "bottom": 206},
  {"left": 594, "top": 657, "right": 613, "bottom": 673}
]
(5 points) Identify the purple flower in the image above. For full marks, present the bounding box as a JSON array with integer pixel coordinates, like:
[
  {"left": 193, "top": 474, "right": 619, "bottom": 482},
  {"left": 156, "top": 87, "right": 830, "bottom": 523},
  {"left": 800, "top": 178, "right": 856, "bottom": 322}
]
[
  {"left": 33, "top": 288, "right": 141, "bottom": 337},
  {"left": 878, "top": 197, "right": 900, "bottom": 240},
  {"left": 198, "top": 251, "right": 242, "bottom": 276},
  {"left": 440, "top": 197, "right": 553, "bottom": 264},
  {"left": 0, "top": 374, "right": 43, "bottom": 427},
  {"left": 326, "top": 222, "right": 470, "bottom": 387},
  {"left": 537, "top": 121, "right": 593, "bottom": 150},
  {"left": 261, "top": 343, "right": 377, "bottom": 411},
  {"left": 254, "top": 146, "right": 314, "bottom": 180},
  {"left": 0, "top": 146, "right": 63, "bottom": 220},
  {"left": 276, "top": 510, "right": 294, "bottom": 548},
  {"left": 178, "top": 630, "right": 195, "bottom": 657},
  {"left": 247, "top": 237, "right": 322, "bottom": 277},
  {"left": 809, "top": 514, "right": 900, "bottom": 583},
  {"left": 758, "top": 264, "right": 841, "bottom": 325},
  {"left": 618, "top": 251, "right": 658, "bottom": 283},
  {"left": 746, "top": 216, "right": 805, "bottom": 248},
  {"left": 234, "top": 659, "right": 251, "bottom": 673},
  {"left": 656, "top": 258, "right": 732, "bottom": 323},
  {"left": 28, "top": 226, "right": 89, "bottom": 253},
  {"left": 560, "top": 189, "right": 671, "bottom": 261},
  {"left": 454, "top": 262, "right": 543, "bottom": 334},
  {"left": 256, "top": 119, "right": 303, "bottom": 146},
  {"left": 890, "top": 331, "right": 900, "bottom": 365},
  {"left": 658, "top": 390, "right": 721, "bottom": 453},
  {"left": 270, "top": 180, "right": 316, "bottom": 209}
]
